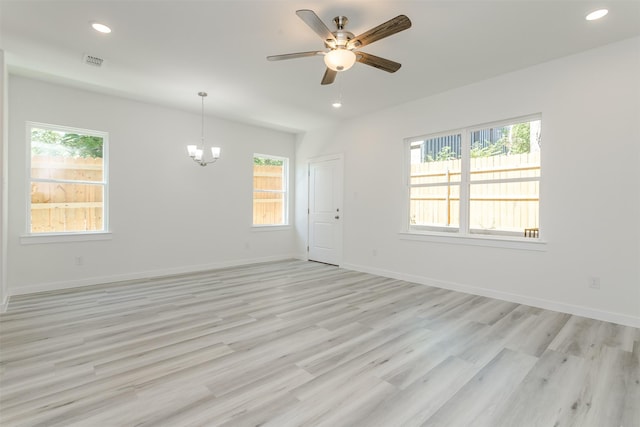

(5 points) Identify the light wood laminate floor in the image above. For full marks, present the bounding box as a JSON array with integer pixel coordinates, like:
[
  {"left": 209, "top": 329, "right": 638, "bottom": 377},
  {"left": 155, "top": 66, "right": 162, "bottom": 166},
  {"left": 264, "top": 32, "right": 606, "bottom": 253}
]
[{"left": 1, "top": 260, "right": 638, "bottom": 426}]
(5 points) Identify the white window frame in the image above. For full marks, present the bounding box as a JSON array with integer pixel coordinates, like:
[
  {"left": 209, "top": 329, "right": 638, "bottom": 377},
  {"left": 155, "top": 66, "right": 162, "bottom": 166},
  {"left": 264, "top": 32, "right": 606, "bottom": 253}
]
[
  {"left": 252, "top": 153, "right": 289, "bottom": 227},
  {"left": 23, "top": 122, "right": 110, "bottom": 243},
  {"left": 404, "top": 114, "right": 543, "bottom": 248}
]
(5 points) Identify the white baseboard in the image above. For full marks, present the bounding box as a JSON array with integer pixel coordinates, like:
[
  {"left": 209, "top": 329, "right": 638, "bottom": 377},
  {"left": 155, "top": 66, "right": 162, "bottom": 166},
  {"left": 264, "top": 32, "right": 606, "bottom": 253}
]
[
  {"left": 293, "top": 252, "right": 308, "bottom": 261},
  {"left": 341, "top": 262, "right": 640, "bottom": 329},
  {"left": 9, "top": 254, "right": 298, "bottom": 297}
]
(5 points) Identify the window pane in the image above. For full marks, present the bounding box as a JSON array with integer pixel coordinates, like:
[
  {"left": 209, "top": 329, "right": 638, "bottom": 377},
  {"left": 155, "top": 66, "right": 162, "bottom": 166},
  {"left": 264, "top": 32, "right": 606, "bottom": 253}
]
[
  {"left": 469, "top": 182, "right": 539, "bottom": 233},
  {"left": 31, "top": 128, "right": 104, "bottom": 182},
  {"left": 31, "top": 156, "right": 104, "bottom": 182},
  {"left": 253, "top": 192, "right": 284, "bottom": 225},
  {"left": 470, "top": 152, "right": 540, "bottom": 181},
  {"left": 30, "top": 182, "right": 104, "bottom": 233},
  {"left": 410, "top": 185, "right": 460, "bottom": 228},
  {"left": 253, "top": 155, "right": 288, "bottom": 226},
  {"left": 410, "top": 134, "right": 462, "bottom": 185},
  {"left": 253, "top": 163, "right": 284, "bottom": 191},
  {"left": 470, "top": 120, "right": 540, "bottom": 181}
]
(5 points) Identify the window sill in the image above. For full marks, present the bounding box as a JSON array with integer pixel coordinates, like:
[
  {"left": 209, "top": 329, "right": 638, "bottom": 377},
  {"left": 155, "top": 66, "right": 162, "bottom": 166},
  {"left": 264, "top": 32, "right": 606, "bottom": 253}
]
[
  {"left": 20, "top": 232, "right": 113, "bottom": 245},
  {"left": 398, "top": 230, "right": 547, "bottom": 251},
  {"left": 251, "top": 225, "right": 291, "bottom": 232}
]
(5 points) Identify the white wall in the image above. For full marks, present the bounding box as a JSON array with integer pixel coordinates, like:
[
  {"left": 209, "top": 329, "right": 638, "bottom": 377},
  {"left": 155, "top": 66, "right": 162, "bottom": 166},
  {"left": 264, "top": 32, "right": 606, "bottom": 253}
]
[
  {"left": 296, "top": 37, "right": 640, "bottom": 327},
  {"left": 7, "top": 76, "right": 297, "bottom": 294},
  {"left": 1, "top": 50, "right": 8, "bottom": 310}
]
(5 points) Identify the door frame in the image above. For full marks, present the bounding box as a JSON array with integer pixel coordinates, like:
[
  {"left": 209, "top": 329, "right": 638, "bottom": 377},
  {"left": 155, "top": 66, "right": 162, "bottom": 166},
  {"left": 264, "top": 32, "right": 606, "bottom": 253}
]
[{"left": 307, "top": 153, "right": 344, "bottom": 266}]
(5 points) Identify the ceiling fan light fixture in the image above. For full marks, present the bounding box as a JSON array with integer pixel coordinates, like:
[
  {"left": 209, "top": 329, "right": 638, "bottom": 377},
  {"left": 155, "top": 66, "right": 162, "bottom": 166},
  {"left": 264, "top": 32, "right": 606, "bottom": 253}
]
[{"left": 324, "top": 49, "right": 356, "bottom": 72}]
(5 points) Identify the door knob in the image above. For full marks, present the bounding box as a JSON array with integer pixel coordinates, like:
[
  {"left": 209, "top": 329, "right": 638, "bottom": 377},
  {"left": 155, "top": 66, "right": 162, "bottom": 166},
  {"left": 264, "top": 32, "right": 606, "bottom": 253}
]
[{"left": 335, "top": 215, "right": 340, "bottom": 219}]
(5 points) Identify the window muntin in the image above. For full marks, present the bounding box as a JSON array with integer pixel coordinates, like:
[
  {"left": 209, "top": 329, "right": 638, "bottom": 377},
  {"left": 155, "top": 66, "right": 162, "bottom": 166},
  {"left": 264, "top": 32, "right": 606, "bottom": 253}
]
[
  {"left": 28, "top": 123, "right": 108, "bottom": 234},
  {"left": 253, "top": 154, "right": 288, "bottom": 226},
  {"left": 407, "top": 116, "right": 541, "bottom": 238}
]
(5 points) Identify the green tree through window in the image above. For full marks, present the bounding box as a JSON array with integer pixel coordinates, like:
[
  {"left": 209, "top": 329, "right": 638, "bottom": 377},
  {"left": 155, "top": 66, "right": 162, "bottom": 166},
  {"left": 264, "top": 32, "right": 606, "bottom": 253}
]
[{"left": 31, "top": 129, "right": 103, "bottom": 158}]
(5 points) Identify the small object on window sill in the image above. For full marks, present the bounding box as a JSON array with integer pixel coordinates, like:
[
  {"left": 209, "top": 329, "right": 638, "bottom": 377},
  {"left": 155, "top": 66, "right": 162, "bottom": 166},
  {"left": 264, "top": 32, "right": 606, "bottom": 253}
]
[{"left": 524, "top": 228, "right": 539, "bottom": 238}]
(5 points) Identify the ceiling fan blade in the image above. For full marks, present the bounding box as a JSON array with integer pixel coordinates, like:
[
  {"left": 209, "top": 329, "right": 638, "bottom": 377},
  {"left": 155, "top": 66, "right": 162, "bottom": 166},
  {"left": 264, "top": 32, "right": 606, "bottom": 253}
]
[
  {"left": 321, "top": 68, "right": 337, "bottom": 85},
  {"left": 296, "top": 9, "right": 336, "bottom": 43},
  {"left": 347, "top": 15, "right": 411, "bottom": 49},
  {"left": 267, "top": 51, "right": 324, "bottom": 61},
  {"left": 356, "top": 52, "right": 402, "bottom": 73}
]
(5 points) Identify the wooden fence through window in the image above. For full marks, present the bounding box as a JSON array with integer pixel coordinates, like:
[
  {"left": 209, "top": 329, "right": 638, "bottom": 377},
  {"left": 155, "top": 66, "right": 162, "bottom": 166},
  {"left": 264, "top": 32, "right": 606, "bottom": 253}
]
[
  {"left": 31, "top": 154, "right": 537, "bottom": 234},
  {"left": 30, "top": 156, "right": 104, "bottom": 233},
  {"left": 253, "top": 164, "right": 285, "bottom": 225},
  {"left": 30, "top": 159, "right": 288, "bottom": 232},
  {"left": 410, "top": 152, "right": 540, "bottom": 233}
]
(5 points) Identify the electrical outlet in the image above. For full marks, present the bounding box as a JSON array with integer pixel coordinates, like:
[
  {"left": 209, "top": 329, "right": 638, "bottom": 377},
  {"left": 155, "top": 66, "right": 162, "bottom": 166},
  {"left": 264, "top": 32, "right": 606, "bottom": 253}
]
[
  {"left": 372, "top": 249, "right": 378, "bottom": 256},
  {"left": 589, "top": 276, "right": 600, "bottom": 289},
  {"left": 74, "top": 256, "right": 83, "bottom": 266}
]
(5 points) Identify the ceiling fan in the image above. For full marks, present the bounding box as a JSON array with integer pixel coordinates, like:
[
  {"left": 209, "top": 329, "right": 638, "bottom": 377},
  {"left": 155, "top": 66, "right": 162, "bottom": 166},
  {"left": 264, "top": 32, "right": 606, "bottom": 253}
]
[{"left": 267, "top": 9, "right": 412, "bottom": 85}]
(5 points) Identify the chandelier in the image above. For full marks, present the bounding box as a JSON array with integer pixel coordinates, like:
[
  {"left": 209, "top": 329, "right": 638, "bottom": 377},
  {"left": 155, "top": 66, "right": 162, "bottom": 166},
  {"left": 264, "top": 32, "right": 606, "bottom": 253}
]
[{"left": 187, "top": 91, "right": 221, "bottom": 166}]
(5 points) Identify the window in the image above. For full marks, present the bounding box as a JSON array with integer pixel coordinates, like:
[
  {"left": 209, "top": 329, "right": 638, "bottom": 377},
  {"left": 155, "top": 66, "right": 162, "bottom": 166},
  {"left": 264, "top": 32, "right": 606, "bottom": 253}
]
[
  {"left": 28, "top": 122, "right": 108, "bottom": 234},
  {"left": 253, "top": 154, "right": 288, "bottom": 226},
  {"left": 407, "top": 115, "right": 541, "bottom": 238}
]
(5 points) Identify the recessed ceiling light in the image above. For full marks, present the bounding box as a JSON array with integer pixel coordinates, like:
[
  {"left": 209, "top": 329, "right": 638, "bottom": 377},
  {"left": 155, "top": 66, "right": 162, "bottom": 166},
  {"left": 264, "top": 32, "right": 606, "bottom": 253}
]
[
  {"left": 91, "top": 22, "right": 112, "bottom": 33},
  {"left": 585, "top": 9, "right": 608, "bottom": 21}
]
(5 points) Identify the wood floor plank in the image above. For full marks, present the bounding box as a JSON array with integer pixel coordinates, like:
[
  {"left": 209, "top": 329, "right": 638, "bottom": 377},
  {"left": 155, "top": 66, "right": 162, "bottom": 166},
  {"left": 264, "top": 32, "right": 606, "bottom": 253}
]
[
  {"left": 622, "top": 339, "right": 640, "bottom": 427},
  {"left": 506, "top": 309, "right": 572, "bottom": 357},
  {"left": 548, "top": 315, "right": 606, "bottom": 357},
  {"left": 0, "top": 259, "right": 637, "bottom": 426},
  {"left": 261, "top": 371, "right": 395, "bottom": 427},
  {"left": 358, "top": 356, "right": 478, "bottom": 426},
  {"left": 292, "top": 327, "right": 434, "bottom": 401},
  {"left": 137, "top": 364, "right": 312, "bottom": 427},
  {"left": 421, "top": 348, "right": 538, "bottom": 427},
  {"left": 491, "top": 349, "right": 589, "bottom": 427},
  {"left": 554, "top": 345, "right": 628, "bottom": 426}
]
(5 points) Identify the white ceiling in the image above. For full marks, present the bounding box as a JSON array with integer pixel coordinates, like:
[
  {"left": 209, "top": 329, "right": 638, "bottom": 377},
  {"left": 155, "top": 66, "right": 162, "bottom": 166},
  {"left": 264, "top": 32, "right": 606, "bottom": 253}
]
[{"left": 2, "top": 1, "right": 640, "bottom": 133}]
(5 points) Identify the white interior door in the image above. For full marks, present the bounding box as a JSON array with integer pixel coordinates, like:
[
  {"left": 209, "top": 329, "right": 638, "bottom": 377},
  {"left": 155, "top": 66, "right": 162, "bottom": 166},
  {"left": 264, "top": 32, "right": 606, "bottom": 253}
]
[{"left": 308, "top": 156, "right": 343, "bottom": 265}]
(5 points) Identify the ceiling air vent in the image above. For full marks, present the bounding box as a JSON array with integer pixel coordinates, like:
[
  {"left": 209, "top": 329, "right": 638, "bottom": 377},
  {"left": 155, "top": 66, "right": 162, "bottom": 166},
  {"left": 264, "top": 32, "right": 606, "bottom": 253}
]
[{"left": 83, "top": 53, "right": 104, "bottom": 67}]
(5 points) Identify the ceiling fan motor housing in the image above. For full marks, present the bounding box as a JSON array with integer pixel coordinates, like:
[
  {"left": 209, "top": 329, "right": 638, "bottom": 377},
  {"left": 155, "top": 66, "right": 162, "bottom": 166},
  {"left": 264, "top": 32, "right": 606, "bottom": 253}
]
[{"left": 326, "top": 16, "right": 353, "bottom": 49}]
